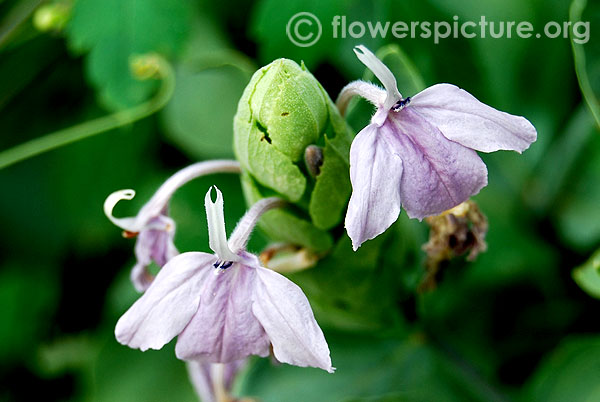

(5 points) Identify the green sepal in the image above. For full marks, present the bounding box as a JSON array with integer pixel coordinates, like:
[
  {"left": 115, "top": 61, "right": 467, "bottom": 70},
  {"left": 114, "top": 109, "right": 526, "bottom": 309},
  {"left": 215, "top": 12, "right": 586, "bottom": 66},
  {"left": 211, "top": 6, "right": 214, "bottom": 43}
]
[
  {"left": 240, "top": 172, "right": 333, "bottom": 252},
  {"left": 309, "top": 98, "right": 353, "bottom": 230}
]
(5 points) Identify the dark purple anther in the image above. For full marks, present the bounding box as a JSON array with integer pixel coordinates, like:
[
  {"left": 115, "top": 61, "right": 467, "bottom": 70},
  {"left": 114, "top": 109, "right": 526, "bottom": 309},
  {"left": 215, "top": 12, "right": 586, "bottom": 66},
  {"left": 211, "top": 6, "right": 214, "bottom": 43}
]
[
  {"left": 220, "top": 261, "right": 233, "bottom": 269},
  {"left": 392, "top": 97, "right": 411, "bottom": 112}
]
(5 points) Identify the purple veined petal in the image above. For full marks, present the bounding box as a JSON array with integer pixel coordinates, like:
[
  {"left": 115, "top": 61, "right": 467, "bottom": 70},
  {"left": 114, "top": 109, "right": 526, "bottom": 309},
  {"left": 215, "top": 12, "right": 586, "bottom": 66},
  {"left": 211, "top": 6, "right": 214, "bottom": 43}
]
[
  {"left": 205, "top": 186, "right": 240, "bottom": 263},
  {"left": 252, "top": 264, "right": 334, "bottom": 373},
  {"left": 175, "top": 256, "right": 271, "bottom": 363},
  {"left": 354, "top": 45, "right": 402, "bottom": 110},
  {"left": 386, "top": 108, "right": 488, "bottom": 220},
  {"left": 336, "top": 80, "right": 386, "bottom": 116},
  {"left": 130, "top": 218, "right": 179, "bottom": 292},
  {"left": 115, "top": 252, "right": 215, "bottom": 351},
  {"left": 134, "top": 216, "right": 178, "bottom": 267},
  {"left": 410, "top": 83, "right": 537, "bottom": 153},
  {"left": 130, "top": 262, "right": 154, "bottom": 293},
  {"left": 345, "top": 123, "right": 404, "bottom": 251}
]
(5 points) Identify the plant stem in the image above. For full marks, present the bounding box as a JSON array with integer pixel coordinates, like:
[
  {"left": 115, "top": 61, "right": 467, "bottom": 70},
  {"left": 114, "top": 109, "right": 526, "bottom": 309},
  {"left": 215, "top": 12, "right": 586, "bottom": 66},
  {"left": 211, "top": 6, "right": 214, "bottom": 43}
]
[
  {"left": 0, "top": 57, "right": 175, "bottom": 170},
  {"left": 570, "top": 0, "right": 600, "bottom": 129},
  {"left": 0, "top": 0, "right": 43, "bottom": 50}
]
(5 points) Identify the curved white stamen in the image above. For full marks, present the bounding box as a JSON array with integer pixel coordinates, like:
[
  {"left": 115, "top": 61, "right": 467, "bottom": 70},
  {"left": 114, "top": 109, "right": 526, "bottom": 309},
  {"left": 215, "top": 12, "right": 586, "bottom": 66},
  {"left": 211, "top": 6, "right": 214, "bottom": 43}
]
[
  {"left": 205, "top": 186, "right": 240, "bottom": 262},
  {"left": 336, "top": 80, "right": 386, "bottom": 116},
  {"left": 228, "top": 197, "right": 286, "bottom": 254},
  {"left": 104, "top": 189, "right": 140, "bottom": 232},
  {"left": 354, "top": 45, "right": 402, "bottom": 110}
]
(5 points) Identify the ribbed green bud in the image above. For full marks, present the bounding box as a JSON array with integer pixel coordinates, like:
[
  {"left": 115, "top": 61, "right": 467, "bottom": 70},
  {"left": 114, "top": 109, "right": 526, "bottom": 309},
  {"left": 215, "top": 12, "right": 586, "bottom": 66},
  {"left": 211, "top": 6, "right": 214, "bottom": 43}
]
[{"left": 234, "top": 59, "right": 353, "bottom": 252}]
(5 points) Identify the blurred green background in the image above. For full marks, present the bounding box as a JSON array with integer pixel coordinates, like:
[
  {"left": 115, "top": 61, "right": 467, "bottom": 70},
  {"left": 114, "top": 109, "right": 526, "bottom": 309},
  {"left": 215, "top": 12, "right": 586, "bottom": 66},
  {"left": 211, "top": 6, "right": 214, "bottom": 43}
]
[{"left": 0, "top": 0, "right": 599, "bottom": 401}]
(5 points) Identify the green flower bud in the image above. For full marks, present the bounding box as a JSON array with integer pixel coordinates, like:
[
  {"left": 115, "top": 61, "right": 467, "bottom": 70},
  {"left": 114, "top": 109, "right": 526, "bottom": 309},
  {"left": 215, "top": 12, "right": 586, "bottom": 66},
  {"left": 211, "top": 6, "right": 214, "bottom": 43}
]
[{"left": 234, "top": 59, "right": 354, "bottom": 252}]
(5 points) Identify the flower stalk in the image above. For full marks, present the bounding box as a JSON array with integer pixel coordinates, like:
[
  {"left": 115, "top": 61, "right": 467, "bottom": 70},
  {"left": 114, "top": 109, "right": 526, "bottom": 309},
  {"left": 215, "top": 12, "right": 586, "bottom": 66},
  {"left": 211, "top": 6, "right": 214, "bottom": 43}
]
[{"left": 0, "top": 54, "right": 174, "bottom": 170}]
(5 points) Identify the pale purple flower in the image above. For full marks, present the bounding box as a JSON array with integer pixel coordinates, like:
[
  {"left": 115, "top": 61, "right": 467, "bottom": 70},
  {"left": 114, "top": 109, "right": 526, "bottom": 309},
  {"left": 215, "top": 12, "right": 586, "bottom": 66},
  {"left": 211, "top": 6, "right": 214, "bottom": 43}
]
[
  {"left": 114, "top": 186, "right": 334, "bottom": 373},
  {"left": 104, "top": 160, "right": 240, "bottom": 292},
  {"left": 186, "top": 359, "right": 246, "bottom": 402},
  {"left": 337, "top": 45, "right": 537, "bottom": 250}
]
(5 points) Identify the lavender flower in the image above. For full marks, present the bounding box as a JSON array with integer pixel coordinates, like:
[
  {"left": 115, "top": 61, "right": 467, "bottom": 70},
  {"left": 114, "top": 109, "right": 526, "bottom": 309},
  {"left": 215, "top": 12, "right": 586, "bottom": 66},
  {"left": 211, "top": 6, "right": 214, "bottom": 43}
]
[
  {"left": 186, "top": 359, "right": 247, "bottom": 402},
  {"left": 337, "top": 45, "right": 537, "bottom": 250},
  {"left": 104, "top": 160, "right": 240, "bottom": 292},
  {"left": 114, "top": 186, "right": 334, "bottom": 373}
]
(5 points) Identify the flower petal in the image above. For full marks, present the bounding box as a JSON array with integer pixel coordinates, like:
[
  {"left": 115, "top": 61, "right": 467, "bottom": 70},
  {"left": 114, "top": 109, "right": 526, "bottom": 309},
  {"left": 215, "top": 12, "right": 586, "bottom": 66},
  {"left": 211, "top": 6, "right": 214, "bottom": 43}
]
[
  {"left": 410, "top": 83, "right": 537, "bottom": 153},
  {"left": 135, "top": 217, "right": 178, "bottom": 267},
  {"left": 131, "top": 220, "right": 179, "bottom": 292},
  {"left": 252, "top": 264, "right": 334, "bottom": 373},
  {"left": 115, "top": 252, "right": 214, "bottom": 351},
  {"left": 387, "top": 109, "right": 488, "bottom": 220},
  {"left": 176, "top": 258, "right": 270, "bottom": 363},
  {"left": 130, "top": 262, "right": 154, "bottom": 293},
  {"left": 345, "top": 123, "right": 403, "bottom": 251},
  {"left": 354, "top": 45, "right": 401, "bottom": 109}
]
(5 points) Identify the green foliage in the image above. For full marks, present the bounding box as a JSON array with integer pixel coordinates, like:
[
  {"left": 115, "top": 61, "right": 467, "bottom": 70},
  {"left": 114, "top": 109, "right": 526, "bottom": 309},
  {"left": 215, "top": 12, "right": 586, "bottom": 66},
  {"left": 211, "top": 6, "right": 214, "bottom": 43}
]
[
  {"left": 527, "top": 336, "right": 600, "bottom": 401},
  {"left": 0, "top": 264, "right": 58, "bottom": 363},
  {"left": 250, "top": 0, "right": 348, "bottom": 66},
  {"left": 241, "top": 172, "right": 333, "bottom": 252},
  {"left": 572, "top": 249, "right": 600, "bottom": 298},
  {"left": 240, "top": 334, "right": 475, "bottom": 402},
  {"left": 0, "top": 0, "right": 598, "bottom": 400},
  {"left": 67, "top": 0, "right": 191, "bottom": 109},
  {"left": 162, "top": 64, "right": 250, "bottom": 159}
]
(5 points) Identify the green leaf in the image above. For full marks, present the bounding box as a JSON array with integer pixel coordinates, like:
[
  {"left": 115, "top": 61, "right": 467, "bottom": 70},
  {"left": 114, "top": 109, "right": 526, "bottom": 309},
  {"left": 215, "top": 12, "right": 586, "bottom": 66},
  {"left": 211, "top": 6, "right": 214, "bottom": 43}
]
[
  {"left": 572, "top": 248, "right": 600, "bottom": 298},
  {"left": 290, "top": 232, "right": 403, "bottom": 331},
  {"left": 555, "top": 133, "right": 600, "bottom": 250},
  {"left": 0, "top": 264, "right": 58, "bottom": 363},
  {"left": 91, "top": 337, "right": 196, "bottom": 402},
  {"left": 250, "top": 0, "right": 347, "bottom": 66},
  {"left": 67, "top": 0, "right": 191, "bottom": 110},
  {"left": 525, "top": 105, "right": 597, "bottom": 213},
  {"left": 527, "top": 336, "right": 600, "bottom": 402},
  {"left": 427, "top": 0, "right": 535, "bottom": 107},
  {"left": 46, "top": 119, "right": 159, "bottom": 253},
  {"left": 162, "top": 64, "right": 250, "bottom": 159},
  {"left": 240, "top": 334, "right": 473, "bottom": 402}
]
